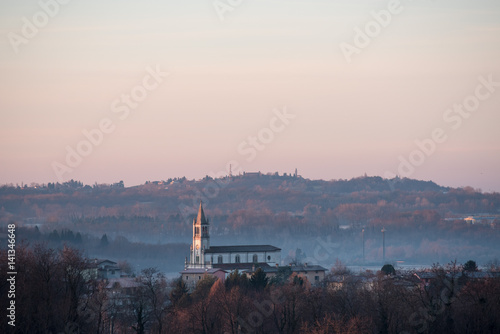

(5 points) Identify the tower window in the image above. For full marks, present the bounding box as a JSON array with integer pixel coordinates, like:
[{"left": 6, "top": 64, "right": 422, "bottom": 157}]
[
  {"left": 195, "top": 227, "right": 200, "bottom": 235},
  {"left": 218, "top": 255, "right": 223, "bottom": 264},
  {"left": 235, "top": 254, "right": 240, "bottom": 263},
  {"left": 267, "top": 255, "right": 271, "bottom": 261}
]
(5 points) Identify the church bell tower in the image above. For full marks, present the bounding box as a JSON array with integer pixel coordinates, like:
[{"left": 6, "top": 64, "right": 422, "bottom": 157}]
[{"left": 190, "top": 201, "right": 210, "bottom": 267}]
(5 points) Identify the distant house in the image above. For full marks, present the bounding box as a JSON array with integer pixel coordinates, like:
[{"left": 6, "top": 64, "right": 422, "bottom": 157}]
[
  {"left": 247, "top": 263, "right": 327, "bottom": 285},
  {"left": 106, "top": 277, "right": 142, "bottom": 301},
  {"left": 326, "top": 274, "right": 375, "bottom": 291},
  {"left": 87, "top": 259, "right": 121, "bottom": 279},
  {"left": 106, "top": 277, "right": 142, "bottom": 289},
  {"left": 181, "top": 268, "right": 227, "bottom": 288},
  {"left": 414, "top": 272, "right": 437, "bottom": 287},
  {"left": 100, "top": 276, "right": 144, "bottom": 332},
  {"left": 413, "top": 270, "right": 500, "bottom": 288},
  {"left": 287, "top": 264, "right": 327, "bottom": 284},
  {"left": 243, "top": 172, "right": 262, "bottom": 177},
  {"left": 326, "top": 273, "right": 422, "bottom": 292}
]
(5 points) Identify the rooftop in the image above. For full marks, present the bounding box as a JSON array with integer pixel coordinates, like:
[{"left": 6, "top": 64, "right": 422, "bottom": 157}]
[
  {"left": 180, "top": 268, "right": 227, "bottom": 274},
  {"left": 257, "top": 265, "right": 327, "bottom": 274},
  {"left": 205, "top": 245, "right": 281, "bottom": 253},
  {"left": 290, "top": 264, "right": 328, "bottom": 272},
  {"left": 106, "top": 277, "right": 142, "bottom": 289}
]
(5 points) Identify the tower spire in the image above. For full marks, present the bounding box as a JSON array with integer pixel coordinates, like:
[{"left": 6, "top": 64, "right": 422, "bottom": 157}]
[{"left": 196, "top": 201, "right": 208, "bottom": 225}]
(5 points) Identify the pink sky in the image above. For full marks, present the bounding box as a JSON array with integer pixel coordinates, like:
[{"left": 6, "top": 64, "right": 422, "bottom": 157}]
[{"left": 1, "top": 0, "right": 499, "bottom": 191}]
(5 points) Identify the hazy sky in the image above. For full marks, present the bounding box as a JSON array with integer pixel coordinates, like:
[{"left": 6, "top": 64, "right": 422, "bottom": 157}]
[{"left": 1, "top": 0, "right": 499, "bottom": 191}]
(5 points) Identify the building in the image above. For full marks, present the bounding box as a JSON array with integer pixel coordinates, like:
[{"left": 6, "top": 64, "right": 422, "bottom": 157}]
[
  {"left": 285, "top": 264, "right": 326, "bottom": 284},
  {"left": 205, "top": 245, "right": 281, "bottom": 267},
  {"left": 247, "top": 263, "right": 327, "bottom": 285},
  {"left": 181, "top": 202, "right": 281, "bottom": 286},
  {"left": 85, "top": 259, "right": 121, "bottom": 280},
  {"left": 181, "top": 268, "right": 227, "bottom": 286},
  {"left": 181, "top": 202, "right": 327, "bottom": 287}
]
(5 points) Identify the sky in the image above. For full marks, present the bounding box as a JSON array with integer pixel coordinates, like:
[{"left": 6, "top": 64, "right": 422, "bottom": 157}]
[{"left": 0, "top": 0, "right": 499, "bottom": 191}]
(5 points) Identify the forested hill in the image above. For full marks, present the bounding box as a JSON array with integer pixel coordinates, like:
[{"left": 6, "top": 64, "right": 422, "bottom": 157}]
[
  {"left": 1, "top": 174, "right": 500, "bottom": 266},
  {"left": 0, "top": 174, "right": 497, "bottom": 236},
  {"left": 0, "top": 175, "right": 495, "bottom": 229},
  {"left": 0, "top": 175, "right": 453, "bottom": 227}
]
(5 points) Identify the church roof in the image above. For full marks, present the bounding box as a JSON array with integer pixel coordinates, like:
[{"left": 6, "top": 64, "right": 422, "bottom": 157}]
[
  {"left": 180, "top": 268, "right": 226, "bottom": 274},
  {"left": 289, "top": 264, "right": 327, "bottom": 272},
  {"left": 205, "top": 245, "right": 281, "bottom": 253},
  {"left": 213, "top": 262, "right": 272, "bottom": 271},
  {"left": 195, "top": 202, "right": 209, "bottom": 225}
]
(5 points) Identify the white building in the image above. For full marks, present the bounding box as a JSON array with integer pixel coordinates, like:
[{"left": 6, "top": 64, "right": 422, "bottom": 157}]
[
  {"left": 85, "top": 259, "right": 121, "bottom": 280},
  {"left": 181, "top": 202, "right": 281, "bottom": 284}
]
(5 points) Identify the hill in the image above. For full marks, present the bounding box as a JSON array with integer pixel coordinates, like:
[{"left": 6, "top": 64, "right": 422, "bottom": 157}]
[{"left": 1, "top": 174, "right": 499, "bottom": 271}]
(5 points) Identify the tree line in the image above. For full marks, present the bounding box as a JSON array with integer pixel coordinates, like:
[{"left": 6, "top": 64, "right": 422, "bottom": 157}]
[{"left": 1, "top": 243, "right": 499, "bottom": 333}]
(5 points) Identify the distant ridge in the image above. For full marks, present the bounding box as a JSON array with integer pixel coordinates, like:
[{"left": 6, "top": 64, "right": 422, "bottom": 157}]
[
  {"left": 211, "top": 174, "right": 447, "bottom": 193},
  {"left": 1, "top": 175, "right": 450, "bottom": 194}
]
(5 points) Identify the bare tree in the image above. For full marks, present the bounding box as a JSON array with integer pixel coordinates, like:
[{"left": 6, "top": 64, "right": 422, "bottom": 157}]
[{"left": 140, "top": 268, "right": 169, "bottom": 334}]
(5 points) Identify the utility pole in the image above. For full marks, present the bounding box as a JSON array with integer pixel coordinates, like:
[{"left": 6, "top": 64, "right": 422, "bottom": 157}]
[
  {"left": 381, "top": 227, "right": 386, "bottom": 263},
  {"left": 362, "top": 228, "right": 365, "bottom": 264}
]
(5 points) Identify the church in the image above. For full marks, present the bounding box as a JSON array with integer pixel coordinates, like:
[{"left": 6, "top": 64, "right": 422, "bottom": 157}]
[{"left": 180, "top": 202, "right": 282, "bottom": 285}]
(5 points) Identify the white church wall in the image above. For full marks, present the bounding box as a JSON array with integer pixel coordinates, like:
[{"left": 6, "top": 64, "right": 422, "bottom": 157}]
[{"left": 208, "top": 250, "right": 281, "bottom": 265}]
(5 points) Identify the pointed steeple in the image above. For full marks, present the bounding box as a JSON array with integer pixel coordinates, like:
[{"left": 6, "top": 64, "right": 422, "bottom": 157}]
[{"left": 196, "top": 201, "right": 209, "bottom": 225}]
